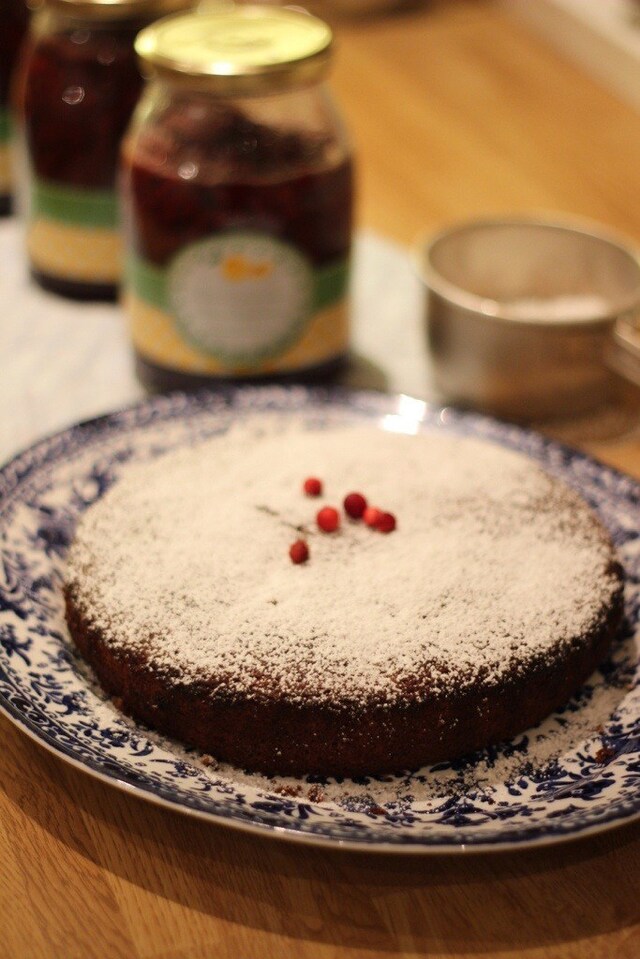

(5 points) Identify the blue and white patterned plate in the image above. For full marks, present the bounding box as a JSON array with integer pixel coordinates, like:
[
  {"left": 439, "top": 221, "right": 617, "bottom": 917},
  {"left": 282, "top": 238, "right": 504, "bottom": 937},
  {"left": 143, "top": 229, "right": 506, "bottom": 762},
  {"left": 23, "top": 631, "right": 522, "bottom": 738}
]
[{"left": 1, "top": 386, "right": 639, "bottom": 853}]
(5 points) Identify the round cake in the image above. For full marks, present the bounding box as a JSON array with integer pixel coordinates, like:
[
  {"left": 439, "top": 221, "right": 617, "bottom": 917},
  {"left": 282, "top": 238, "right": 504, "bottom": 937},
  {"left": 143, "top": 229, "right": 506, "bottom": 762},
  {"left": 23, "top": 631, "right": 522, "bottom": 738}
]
[{"left": 64, "top": 422, "right": 624, "bottom": 777}]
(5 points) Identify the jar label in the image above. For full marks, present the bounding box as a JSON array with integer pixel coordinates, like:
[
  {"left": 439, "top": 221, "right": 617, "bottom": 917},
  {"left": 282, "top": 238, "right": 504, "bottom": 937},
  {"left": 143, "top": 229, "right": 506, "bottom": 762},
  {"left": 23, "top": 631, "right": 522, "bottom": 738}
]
[
  {"left": 26, "top": 177, "right": 121, "bottom": 282},
  {"left": 127, "top": 231, "right": 350, "bottom": 375}
]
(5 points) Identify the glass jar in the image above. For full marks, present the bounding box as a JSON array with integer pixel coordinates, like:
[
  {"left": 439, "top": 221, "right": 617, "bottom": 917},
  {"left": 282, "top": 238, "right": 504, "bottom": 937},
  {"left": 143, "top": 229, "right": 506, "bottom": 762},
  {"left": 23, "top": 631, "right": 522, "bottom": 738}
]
[
  {"left": 1, "top": 0, "right": 30, "bottom": 215},
  {"left": 121, "top": 6, "right": 354, "bottom": 389},
  {"left": 13, "top": 0, "right": 191, "bottom": 300}
]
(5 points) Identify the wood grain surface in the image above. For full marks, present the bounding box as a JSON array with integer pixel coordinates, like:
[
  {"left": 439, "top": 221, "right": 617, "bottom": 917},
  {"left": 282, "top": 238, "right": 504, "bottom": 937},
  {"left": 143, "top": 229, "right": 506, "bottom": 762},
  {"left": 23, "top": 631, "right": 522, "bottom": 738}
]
[{"left": 2, "top": 1, "right": 640, "bottom": 956}]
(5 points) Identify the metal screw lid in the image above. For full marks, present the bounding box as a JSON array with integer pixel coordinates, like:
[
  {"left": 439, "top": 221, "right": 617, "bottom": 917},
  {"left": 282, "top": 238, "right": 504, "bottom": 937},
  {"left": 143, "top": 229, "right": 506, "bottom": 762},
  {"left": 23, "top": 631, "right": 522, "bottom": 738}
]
[{"left": 135, "top": 6, "right": 334, "bottom": 94}]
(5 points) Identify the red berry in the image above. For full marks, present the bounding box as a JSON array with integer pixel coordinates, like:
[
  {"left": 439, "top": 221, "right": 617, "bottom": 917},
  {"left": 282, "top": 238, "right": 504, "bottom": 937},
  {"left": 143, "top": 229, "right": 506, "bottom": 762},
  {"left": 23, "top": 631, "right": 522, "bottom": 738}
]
[
  {"left": 289, "top": 539, "right": 309, "bottom": 564},
  {"left": 343, "top": 491, "right": 367, "bottom": 519},
  {"left": 316, "top": 506, "right": 340, "bottom": 532},
  {"left": 363, "top": 506, "right": 383, "bottom": 528},
  {"left": 376, "top": 511, "right": 397, "bottom": 534},
  {"left": 303, "top": 477, "right": 322, "bottom": 497}
]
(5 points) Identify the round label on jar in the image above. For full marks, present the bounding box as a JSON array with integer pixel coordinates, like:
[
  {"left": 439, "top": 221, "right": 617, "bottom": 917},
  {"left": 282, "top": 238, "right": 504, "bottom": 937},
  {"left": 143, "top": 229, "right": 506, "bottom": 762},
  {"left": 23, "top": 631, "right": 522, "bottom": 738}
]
[{"left": 167, "top": 232, "right": 313, "bottom": 364}]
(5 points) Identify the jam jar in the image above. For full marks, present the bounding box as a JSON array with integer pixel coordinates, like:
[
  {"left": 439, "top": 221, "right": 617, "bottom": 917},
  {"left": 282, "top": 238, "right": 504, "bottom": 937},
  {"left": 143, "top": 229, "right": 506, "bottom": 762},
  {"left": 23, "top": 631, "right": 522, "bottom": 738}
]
[
  {"left": 14, "top": 0, "right": 191, "bottom": 300},
  {"left": 1, "top": 0, "right": 30, "bottom": 215},
  {"left": 121, "top": 6, "right": 355, "bottom": 389}
]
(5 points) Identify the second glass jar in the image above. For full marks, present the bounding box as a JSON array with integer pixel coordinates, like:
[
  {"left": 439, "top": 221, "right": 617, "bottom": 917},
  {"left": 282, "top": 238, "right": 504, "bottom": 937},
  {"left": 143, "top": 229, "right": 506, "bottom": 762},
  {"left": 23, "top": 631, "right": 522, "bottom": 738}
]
[
  {"left": 121, "top": 6, "right": 355, "bottom": 389},
  {"left": 14, "top": 0, "right": 191, "bottom": 300}
]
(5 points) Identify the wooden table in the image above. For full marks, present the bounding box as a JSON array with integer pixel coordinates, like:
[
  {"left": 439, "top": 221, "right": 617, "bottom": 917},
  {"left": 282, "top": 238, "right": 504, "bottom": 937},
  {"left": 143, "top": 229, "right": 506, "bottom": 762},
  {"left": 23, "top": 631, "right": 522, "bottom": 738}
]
[{"left": 2, "top": 1, "right": 640, "bottom": 956}]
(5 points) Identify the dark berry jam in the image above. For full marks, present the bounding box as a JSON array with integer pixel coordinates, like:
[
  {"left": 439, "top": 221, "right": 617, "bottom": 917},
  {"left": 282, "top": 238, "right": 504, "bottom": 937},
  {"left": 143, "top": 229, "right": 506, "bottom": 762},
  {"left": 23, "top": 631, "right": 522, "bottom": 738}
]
[
  {"left": 17, "top": 21, "right": 145, "bottom": 298},
  {"left": 21, "top": 25, "right": 143, "bottom": 187},
  {"left": 125, "top": 106, "right": 353, "bottom": 267},
  {"left": 0, "top": 1, "right": 29, "bottom": 105},
  {"left": 122, "top": 101, "right": 354, "bottom": 390},
  {"left": 0, "top": 0, "right": 30, "bottom": 215}
]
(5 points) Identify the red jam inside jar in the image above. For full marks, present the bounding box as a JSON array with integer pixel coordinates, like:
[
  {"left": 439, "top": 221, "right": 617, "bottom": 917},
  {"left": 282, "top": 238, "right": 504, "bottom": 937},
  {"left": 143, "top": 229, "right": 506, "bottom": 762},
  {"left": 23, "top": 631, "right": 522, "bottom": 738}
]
[
  {"left": 16, "top": 18, "right": 145, "bottom": 299},
  {"left": 127, "top": 107, "right": 353, "bottom": 268},
  {"left": 1, "top": 0, "right": 30, "bottom": 215},
  {"left": 22, "top": 25, "right": 142, "bottom": 189}
]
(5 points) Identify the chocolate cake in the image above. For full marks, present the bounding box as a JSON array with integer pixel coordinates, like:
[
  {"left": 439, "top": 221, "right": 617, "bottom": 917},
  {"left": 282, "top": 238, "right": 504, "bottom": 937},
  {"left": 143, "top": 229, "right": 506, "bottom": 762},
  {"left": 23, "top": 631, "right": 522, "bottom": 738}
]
[{"left": 64, "top": 424, "right": 624, "bottom": 777}]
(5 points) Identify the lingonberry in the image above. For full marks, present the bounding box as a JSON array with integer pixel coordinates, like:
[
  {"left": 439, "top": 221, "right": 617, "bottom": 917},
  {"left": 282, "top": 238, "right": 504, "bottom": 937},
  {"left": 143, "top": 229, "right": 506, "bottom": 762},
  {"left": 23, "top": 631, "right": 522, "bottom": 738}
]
[
  {"left": 363, "top": 506, "right": 383, "bottom": 528},
  {"left": 343, "top": 491, "right": 367, "bottom": 519},
  {"left": 376, "top": 511, "right": 397, "bottom": 534},
  {"left": 289, "top": 539, "right": 310, "bottom": 563},
  {"left": 303, "top": 477, "right": 322, "bottom": 497},
  {"left": 316, "top": 506, "right": 340, "bottom": 532}
]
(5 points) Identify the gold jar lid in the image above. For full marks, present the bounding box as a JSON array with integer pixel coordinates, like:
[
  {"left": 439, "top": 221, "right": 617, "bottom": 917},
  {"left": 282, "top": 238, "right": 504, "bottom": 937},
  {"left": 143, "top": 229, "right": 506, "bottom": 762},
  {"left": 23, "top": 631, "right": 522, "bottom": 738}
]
[
  {"left": 135, "top": 6, "right": 334, "bottom": 94},
  {"left": 43, "top": 0, "right": 191, "bottom": 22}
]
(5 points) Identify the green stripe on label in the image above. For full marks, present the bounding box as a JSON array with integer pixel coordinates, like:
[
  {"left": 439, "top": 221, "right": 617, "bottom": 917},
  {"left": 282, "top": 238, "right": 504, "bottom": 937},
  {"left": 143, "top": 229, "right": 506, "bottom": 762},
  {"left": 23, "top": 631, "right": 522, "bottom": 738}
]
[
  {"left": 313, "top": 259, "right": 349, "bottom": 311},
  {"left": 0, "top": 109, "right": 11, "bottom": 145},
  {"left": 127, "top": 252, "right": 349, "bottom": 314},
  {"left": 126, "top": 256, "right": 168, "bottom": 312},
  {"left": 32, "top": 178, "right": 119, "bottom": 229}
]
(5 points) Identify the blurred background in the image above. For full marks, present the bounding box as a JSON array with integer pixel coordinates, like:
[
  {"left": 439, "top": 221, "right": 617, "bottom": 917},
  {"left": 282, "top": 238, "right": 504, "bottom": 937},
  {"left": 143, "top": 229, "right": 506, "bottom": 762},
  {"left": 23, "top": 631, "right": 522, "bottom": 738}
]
[{"left": 2, "top": 0, "right": 640, "bottom": 456}]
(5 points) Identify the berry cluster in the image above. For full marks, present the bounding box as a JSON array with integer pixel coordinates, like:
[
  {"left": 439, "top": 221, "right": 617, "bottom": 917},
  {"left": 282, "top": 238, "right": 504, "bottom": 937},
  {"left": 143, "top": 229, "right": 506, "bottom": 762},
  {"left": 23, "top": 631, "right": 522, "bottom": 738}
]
[{"left": 290, "top": 477, "right": 397, "bottom": 563}]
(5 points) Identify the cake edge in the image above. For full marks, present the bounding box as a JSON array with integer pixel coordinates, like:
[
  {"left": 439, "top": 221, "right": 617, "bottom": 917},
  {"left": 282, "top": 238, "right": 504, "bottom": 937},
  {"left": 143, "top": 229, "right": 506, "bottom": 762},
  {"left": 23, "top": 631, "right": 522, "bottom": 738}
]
[{"left": 63, "top": 560, "right": 625, "bottom": 778}]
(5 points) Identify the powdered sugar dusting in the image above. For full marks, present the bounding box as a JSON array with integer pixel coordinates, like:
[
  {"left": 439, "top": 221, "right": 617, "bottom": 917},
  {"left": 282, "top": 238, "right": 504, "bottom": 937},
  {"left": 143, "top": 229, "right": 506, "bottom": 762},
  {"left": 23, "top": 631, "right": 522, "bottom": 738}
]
[{"left": 66, "top": 423, "right": 619, "bottom": 704}]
